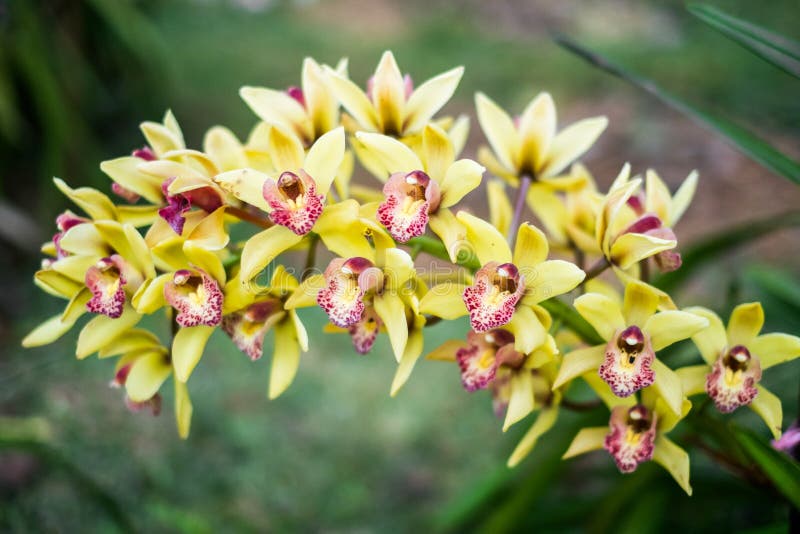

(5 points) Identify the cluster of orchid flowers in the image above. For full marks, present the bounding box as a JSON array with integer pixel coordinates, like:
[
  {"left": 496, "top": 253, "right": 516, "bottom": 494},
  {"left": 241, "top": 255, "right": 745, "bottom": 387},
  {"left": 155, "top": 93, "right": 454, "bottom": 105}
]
[{"left": 24, "top": 52, "right": 799, "bottom": 494}]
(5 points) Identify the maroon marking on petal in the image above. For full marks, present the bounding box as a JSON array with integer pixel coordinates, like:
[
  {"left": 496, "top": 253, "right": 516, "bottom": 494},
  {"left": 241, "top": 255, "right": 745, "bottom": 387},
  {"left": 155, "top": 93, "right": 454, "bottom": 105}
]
[
  {"left": 286, "top": 86, "right": 306, "bottom": 108},
  {"left": 599, "top": 326, "right": 655, "bottom": 397},
  {"left": 111, "top": 182, "right": 141, "bottom": 203},
  {"left": 263, "top": 171, "right": 324, "bottom": 235},
  {"left": 626, "top": 193, "right": 645, "bottom": 216},
  {"left": 111, "top": 363, "right": 133, "bottom": 388},
  {"left": 125, "top": 393, "right": 162, "bottom": 416},
  {"left": 705, "top": 345, "right": 762, "bottom": 413},
  {"left": 85, "top": 256, "right": 127, "bottom": 318},
  {"left": 158, "top": 178, "right": 191, "bottom": 235},
  {"left": 53, "top": 211, "right": 90, "bottom": 259},
  {"left": 164, "top": 268, "right": 223, "bottom": 327},
  {"left": 462, "top": 262, "right": 524, "bottom": 333},
  {"left": 222, "top": 299, "right": 282, "bottom": 361},
  {"left": 603, "top": 405, "right": 657, "bottom": 473},
  {"left": 317, "top": 258, "right": 373, "bottom": 328},
  {"left": 348, "top": 306, "right": 382, "bottom": 354},
  {"left": 132, "top": 146, "right": 156, "bottom": 161},
  {"left": 624, "top": 213, "right": 663, "bottom": 235},
  {"left": 403, "top": 74, "right": 414, "bottom": 99}
]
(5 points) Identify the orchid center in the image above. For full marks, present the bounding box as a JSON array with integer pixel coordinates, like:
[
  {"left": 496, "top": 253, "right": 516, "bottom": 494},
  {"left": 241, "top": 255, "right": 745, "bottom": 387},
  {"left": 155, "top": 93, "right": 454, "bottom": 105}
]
[
  {"left": 463, "top": 262, "right": 525, "bottom": 333},
  {"left": 377, "top": 170, "right": 440, "bottom": 242},
  {"left": 604, "top": 404, "right": 657, "bottom": 473},
  {"left": 706, "top": 344, "right": 762, "bottom": 413},
  {"left": 85, "top": 256, "right": 128, "bottom": 319},
  {"left": 600, "top": 325, "right": 655, "bottom": 397},
  {"left": 164, "top": 269, "right": 223, "bottom": 328}
]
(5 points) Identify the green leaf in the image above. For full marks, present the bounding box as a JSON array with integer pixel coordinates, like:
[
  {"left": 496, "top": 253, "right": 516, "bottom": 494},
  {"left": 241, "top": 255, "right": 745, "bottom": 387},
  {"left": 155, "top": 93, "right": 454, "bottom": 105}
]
[
  {"left": 554, "top": 35, "right": 800, "bottom": 186},
  {"left": 540, "top": 297, "right": 605, "bottom": 345},
  {"left": 653, "top": 211, "right": 800, "bottom": 292},
  {"left": 746, "top": 265, "right": 800, "bottom": 312},
  {"left": 688, "top": 3, "right": 800, "bottom": 79},
  {"left": 731, "top": 426, "right": 800, "bottom": 509}
]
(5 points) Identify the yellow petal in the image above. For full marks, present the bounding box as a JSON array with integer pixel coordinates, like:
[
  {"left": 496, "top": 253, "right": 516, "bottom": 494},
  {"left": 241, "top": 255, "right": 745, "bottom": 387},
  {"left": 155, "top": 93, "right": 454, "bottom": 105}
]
[
  {"left": 284, "top": 274, "right": 325, "bottom": 309},
  {"left": 404, "top": 66, "right": 464, "bottom": 134},
  {"left": 521, "top": 260, "right": 584, "bottom": 305},
  {"left": 448, "top": 114, "right": 470, "bottom": 157},
  {"left": 540, "top": 117, "right": 607, "bottom": 178},
  {"left": 98, "top": 328, "right": 162, "bottom": 358},
  {"left": 58, "top": 223, "right": 108, "bottom": 257},
  {"left": 650, "top": 358, "right": 684, "bottom": 416},
  {"left": 54, "top": 178, "right": 118, "bottom": 221},
  {"left": 670, "top": 170, "right": 698, "bottom": 225},
  {"left": 653, "top": 436, "right": 692, "bottom": 496},
  {"left": 583, "top": 372, "right": 637, "bottom": 410},
  {"left": 675, "top": 364, "right": 709, "bottom": 397},
  {"left": 727, "top": 302, "right": 764, "bottom": 347},
  {"left": 290, "top": 310, "right": 309, "bottom": 352},
  {"left": 513, "top": 223, "right": 549, "bottom": 268},
  {"left": 184, "top": 208, "right": 229, "bottom": 252},
  {"left": 132, "top": 273, "right": 170, "bottom": 314},
  {"left": 552, "top": 345, "right": 604, "bottom": 389},
  {"left": 324, "top": 66, "right": 379, "bottom": 131},
  {"left": 116, "top": 205, "right": 160, "bottom": 228},
  {"left": 184, "top": 243, "right": 226, "bottom": 285},
  {"left": 526, "top": 183, "right": 568, "bottom": 245},
  {"left": 487, "top": 180, "right": 512, "bottom": 235},
  {"left": 371, "top": 50, "right": 405, "bottom": 134},
  {"left": 172, "top": 325, "right": 215, "bottom": 382},
  {"left": 374, "top": 292, "right": 408, "bottom": 362},
  {"left": 268, "top": 123, "right": 306, "bottom": 172},
  {"left": 100, "top": 156, "right": 163, "bottom": 203},
  {"left": 76, "top": 305, "right": 142, "bottom": 359},
  {"left": 750, "top": 333, "right": 800, "bottom": 369},
  {"left": 428, "top": 209, "right": 468, "bottom": 263},
  {"left": 239, "top": 86, "right": 312, "bottom": 140},
  {"left": 354, "top": 131, "right": 423, "bottom": 173},
  {"left": 475, "top": 92, "right": 519, "bottom": 173},
  {"left": 750, "top": 385, "right": 783, "bottom": 439},
  {"left": 304, "top": 127, "right": 345, "bottom": 195},
  {"left": 623, "top": 281, "right": 660, "bottom": 327},
  {"left": 596, "top": 170, "right": 636, "bottom": 253},
  {"left": 610, "top": 232, "right": 676, "bottom": 270},
  {"left": 517, "top": 92, "right": 556, "bottom": 173},
  {"left": 422, "top": 123, "right": 455, "bottom": 182},
  {"left": 645, "top": 310, "right": 709, "bottom": 351},
  {"left": 456, "top": 210, "right": 512, "bottom": 265},
  {"left": 124, "top": 223, "right": 156, "bottom": 280},
  {"left": 138, "top": 159, "right": 207, "bottom": 184},
  {"left": 507, "top": 305, "right": 547, "bottom": 354},
  {"left": 478, "top": 146, "right": 518, "bottom": 185},
  {"left": 175, "top": 379, "right": 193, "bottom": 439},
  {"left": 140, "top": 118, "right": 183, "bottom": 156},
  {"left": 563, "top": 427, "right": 607, "bottom": 459},
  {"left": 503, "top": 371, "right": 535, "bottom": 431},
  {"left": 574, "top": 293, "right": 625, "bottom": 341},
  {"left": 390, "top": 322, "right": 425, "bottom": 397},
  {"left": 35, "top": 270, "right": 82, "bottom": 298},
  {"left": 240, "top": 225, "right": 304, "bottom": 285},
  {"left": 125, "top": 351, "right": 171, "bottom": 402},
  {"left": 507, "top": 404, "right": 560, "bottom": 467},
  {"left": 214, "top": 168, "right": 270, "bottom": 211},
  {"left": 302, "top": 57, "right": 338, "bottom": 136},
  {"left": 418, "top": 283, "right": 468, "bottom": 319},
  {"left": 644, "top": 169, "right": 672, "bottom": 223},
  {"left": 382, "top": 248, "right": 416, "bottom": 290},
  {"left": 269, "top": 320, "right": 301, "bottom": 399},
  {"left": 203, "top": 126, "right": 247, "bottom": 172},
  {"left": 21, "top": 313, "right": 78, "bottom": 348},
  {"left": 425, "top": 339, "right": 468, "bottom": 361},
  {"left": 61, "top": 288, "right": 91, "bottom": 325}
]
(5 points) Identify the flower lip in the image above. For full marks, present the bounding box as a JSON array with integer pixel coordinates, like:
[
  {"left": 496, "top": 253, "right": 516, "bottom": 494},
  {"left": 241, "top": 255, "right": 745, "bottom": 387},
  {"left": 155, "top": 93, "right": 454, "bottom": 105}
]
[
  {"left": 317, "top": 257, "right": 376, "bottom": 328},
  {"left": 376, "top": 170, "right": 441, "bottom": 243},
  {"left": 623, "top": 213, "right": 663, "bottom": 235},
  {"left": 600, "top": 325, "right": 655, "bottom": 397},
  {"left": 164, "top": 268, "right": 223, "bottom": 328},
  {"left": 725, "top": 344, "right": 751, "bottom": 370},
  {"left": 603, "top": 404, "right": 657, "bottom": 473},
  {"left": 85, "top": 255, "right": 128, "bottom": 318},
  {"left": 286, "top": 85, "right": 306, "bottom": 108},
  {"left": 463, "top": 261, "right": 525, "bottom": 333},
  {"left": 705, "top": 344, "right": 762, "bottom": 413},
  {"left": 263, "top": 170, "right": 324, "bottom": 235},
  {"left": 132, "top": 146, "right": 156, "bottom": 161},
  {"left": 277, "top": 171, "right": 305, "bottom": 201}
]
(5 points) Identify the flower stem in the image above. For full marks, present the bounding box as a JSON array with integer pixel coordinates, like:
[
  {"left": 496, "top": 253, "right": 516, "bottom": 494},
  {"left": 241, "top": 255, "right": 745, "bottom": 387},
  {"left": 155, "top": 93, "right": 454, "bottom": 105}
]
[
  {"left": 583, "top": 257, "right": 610, "bottom": 281},
  {"left": 508, "top": 173, "right": 533, "bottom": 247},
  {"left": 561, "top": 397, "right": 602, "bottom": 412},
  {"left": 227, "top": 206, "right": 272, "bottom": 229},
  {"left": 302, "top": 234, "right": 320, "bottom": 281}
]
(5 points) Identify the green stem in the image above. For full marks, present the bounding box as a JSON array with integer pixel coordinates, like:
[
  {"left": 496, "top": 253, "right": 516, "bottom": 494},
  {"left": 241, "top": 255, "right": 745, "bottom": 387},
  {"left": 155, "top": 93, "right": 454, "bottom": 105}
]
[
  {"left": 583, "top": 257, "right": 610, "bottom": 281},
  {"left": 302, "top": 234, "right": 320, "bottom": 281}
]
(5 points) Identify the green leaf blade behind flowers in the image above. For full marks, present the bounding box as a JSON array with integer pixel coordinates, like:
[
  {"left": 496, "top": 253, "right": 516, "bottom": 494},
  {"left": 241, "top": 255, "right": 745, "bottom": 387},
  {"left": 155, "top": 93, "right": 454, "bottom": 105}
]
[
  {"left": 731, "top": 426, "right": 800, "bottom": 510},
  {"left": 553, "top": 35, "right": 800, "bottom": 186},
  {"left": 688, "top": 3, "right": 800, "bottom": 79}
]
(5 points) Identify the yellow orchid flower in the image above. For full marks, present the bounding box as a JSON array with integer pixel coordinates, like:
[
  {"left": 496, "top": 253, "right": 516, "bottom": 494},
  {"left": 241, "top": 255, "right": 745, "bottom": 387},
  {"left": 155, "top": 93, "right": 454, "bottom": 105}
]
[
  {"left": 595, "top": 164, "right": 696, "bottom": 275},
  {"left": 563, "top": 390, "right": 693, "bottom": 495},
  {"left": 426, "top": 324, "right": 560, "bottom": 432},
  {"left": 553, "top": 281, "right": 708, "bottom": 416},
  {"left": 221, "top": 265, "right": 309, "bottom": 400},
  {"left": 523, "top": 163, "right": 604, "bottom": 254},
  {"left": 677, "top": 303, "right": 800, "bottom": 439},
  {"left": 24, "top": 205, "right": 154, "bottom": 358},
  {"left": 324, "top": 50, "right": 464, "bottom": 138},
  {"left": 420, "top": 218, "right": 584, "bottom": 354},
  {"left": 355, "top": 123, "right": 485, "bottom": 258},
  {"left": 286, "top": 224, "right": 415, "bottom": 363},
  {"left": 240, "top": 57, "right": 347, "bottom": 147},
  {"left": 475, "top": 91, "right": 607, "bottom": 187},
  {"left": 215, "top": 126, "right": 369, "bottom": 284}
]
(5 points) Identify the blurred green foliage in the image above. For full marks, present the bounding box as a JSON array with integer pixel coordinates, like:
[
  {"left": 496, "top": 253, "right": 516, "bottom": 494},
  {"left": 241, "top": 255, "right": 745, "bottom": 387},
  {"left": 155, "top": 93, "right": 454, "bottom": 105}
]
[{"left": 1, "top": 0, "right": 799, "bottom": 531}]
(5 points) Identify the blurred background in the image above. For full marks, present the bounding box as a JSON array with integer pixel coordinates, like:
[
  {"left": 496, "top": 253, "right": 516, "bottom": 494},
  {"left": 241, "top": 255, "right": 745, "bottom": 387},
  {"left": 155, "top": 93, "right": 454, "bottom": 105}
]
[{"left": 1, "top": 0, "right": 799, "bottom": 531}]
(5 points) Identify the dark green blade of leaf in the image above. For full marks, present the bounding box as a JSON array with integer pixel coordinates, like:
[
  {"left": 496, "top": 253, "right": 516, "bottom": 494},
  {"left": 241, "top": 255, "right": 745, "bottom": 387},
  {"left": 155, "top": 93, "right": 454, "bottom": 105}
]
[
  {"left": 731, "top": 426, "right": 800, "bottom": 510},
  {"left": 554, "top": 35, "right": 800, "bottom": 186},
  {"left": 688, "top": 3, "right": 800, "bottom": 79},
  {"left": 653, "top": 211, "right": 800, "bottom": 292},
  {"left": 745, "top": 265, "right": 800, "bottom": 313}
]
